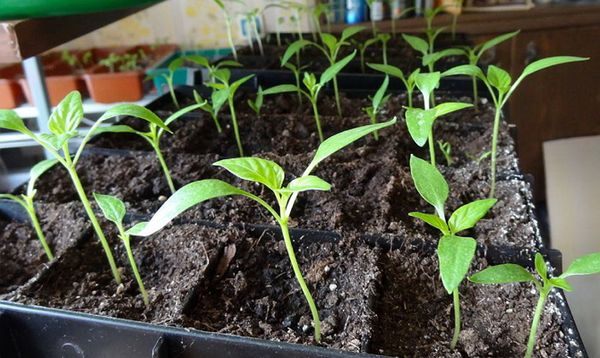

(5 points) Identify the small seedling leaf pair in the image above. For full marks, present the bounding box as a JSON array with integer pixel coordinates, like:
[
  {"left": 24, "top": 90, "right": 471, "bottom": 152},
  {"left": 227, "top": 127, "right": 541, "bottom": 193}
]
[
  {"left": 405, "top": 102, "right": 471, "bottom": 148},
  {"left": 367, "top": 63, "right": 420, "bottom": 107}
]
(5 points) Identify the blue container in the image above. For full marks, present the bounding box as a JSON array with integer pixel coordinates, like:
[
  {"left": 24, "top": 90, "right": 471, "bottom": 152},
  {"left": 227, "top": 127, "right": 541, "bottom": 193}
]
[{"left": 345, "top": 0, "right": 366, "bottom": 24}]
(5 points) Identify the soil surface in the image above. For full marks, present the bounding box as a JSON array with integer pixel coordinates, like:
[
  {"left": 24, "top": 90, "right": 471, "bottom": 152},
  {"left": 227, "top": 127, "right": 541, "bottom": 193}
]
[
  {"left": 371, "top": 243, "right": 571, "bottom": 357},
  {"left": 0, "top": 202, "right": 88, "bottom": 295}
]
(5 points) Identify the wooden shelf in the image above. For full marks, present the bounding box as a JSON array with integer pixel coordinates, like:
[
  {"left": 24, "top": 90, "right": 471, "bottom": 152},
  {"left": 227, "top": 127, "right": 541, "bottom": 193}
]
[
  {"left": 0, "top": 4, "right": 158, "bottom": 63},
  {"left": 330, "top": 4, "right": 600, "bottom": 35}
]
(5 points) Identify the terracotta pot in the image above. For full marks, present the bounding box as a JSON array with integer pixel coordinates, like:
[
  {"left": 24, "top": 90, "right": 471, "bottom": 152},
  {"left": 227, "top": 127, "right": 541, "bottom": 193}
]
[
  {"left": 83, "top": 68, "right": 144, "bottom": 103},
  {"left": 0, "top": 64, "right": 24, "bottom": 109},
  {"left": 18, "top": 63, "right": 87, "bottom": 107}
]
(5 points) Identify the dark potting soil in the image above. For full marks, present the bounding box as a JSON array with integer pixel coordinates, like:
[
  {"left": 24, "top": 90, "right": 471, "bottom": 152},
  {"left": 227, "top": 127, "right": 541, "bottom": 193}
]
[
  {"left": 371, "top": 246, "right": 571, "bottom": 357},
  {"left": 0, "top": 202, "right": 88, "bottom": 295},
  {"left": 182, "top": 229, "right": 381, "bottom": 353},
  {"left": 9, "top": 223, "right": 229, "bottom": 325}
]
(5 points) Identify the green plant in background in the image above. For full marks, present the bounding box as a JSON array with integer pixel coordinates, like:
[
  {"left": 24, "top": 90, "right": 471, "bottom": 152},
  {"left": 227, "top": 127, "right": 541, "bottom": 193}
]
[
  {"left": 383, "top": 4, "right": 413, "bottom": 38},
  {"left": 211, "top": 69, "right": 255, "bottom": 156},
  {"left": 442, "top": 56, "right": 588, "bottom": 197},
  {"left": 458, "top": 30, "right": 519, "bottom": 107},
  {"left": 311, "top": 3, "right": 332, "bottom": 40},
  {"left": 152, "top": 57, "right": 186, "bottom": 109},
  {"left": 213, "top": 0, "right": 238, "bottom": 60},
  {"left": 0, "top": 159, "right": 58, "bottom": 260},
  {"left": 470, "top": 252, "right": 600, "bottom": 358},
  {"left": 98, "top": 53, "right": 121, "bottom": 73},
  {"left": 94, "top": 193, "right": 149, "bottom": 306},
  {"left": 282, "top": 62, "right": 309, "bottom": 105},
  {"left": 128, "top": 118, "right": 397, "bottom": 343},
  {"left": 367, "top": 63, "right": 420, "bottom": 107},
  {"left": 283, "top": 1, "right": 307, "bottom": 40},
  {"left": 0, "top": 92, "right": 170, "bottom": 284},
  {"left": 186, "top": 55, "right": 242, "bottom": 84},
  {"left": 362, "top": 76, "right": 390, "bottom": 140},
  {"left": 88, "top": 103, "right": 205, "bottom": 194},
  {"left": 264, "top": 51, "right": 357, "bottom": 142},
  {"left": 365, "top": 0, "right": 380, "bottom": 36},
  {"left": 402, "top": 33, "right": 463, "bottom": 76},
  {"left": 247, "top": 86, "right": 264, "bottom": 118},
  {"left": 243, "top": 7, "right": 265, "bottom": 56},
  {"left": 437, "top": 140, "right": 453, "bottom": 166},
  {"left": 377, "top": 33, "right": 391, "bottom": 65},
  {"left": 193, "top": 90, "right": 226, "bottom": 133},
  {"left": 409, "top": 154, "right": 496, "bottom": 349},
  {"left": 99, "top": 53, "right": 141, "bottom": 73},
  {"left": 424, "top": 6, "right": 446, "bottom": 53},
  {"left": 353, "top": 37, "right": 379, "bottom": 73},
  {"left": 61, "top": 50, "right": 92, "bottom": 71},
  {"left": 283, "top": 26, "right": 365, "bottom": 116}
]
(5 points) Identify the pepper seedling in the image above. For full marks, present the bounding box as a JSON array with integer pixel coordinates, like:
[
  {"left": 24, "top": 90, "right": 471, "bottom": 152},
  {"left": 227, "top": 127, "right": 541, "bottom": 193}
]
[
  {"left": 127, "top": 118, "right": 397, "bottom": 343},
  {"left": 470, "top": 252, "right": 600, "bottom": 358},
  {"left": 247, "top": 86, "right": 264, "bottom": 118},
  {"left": 458, "top": 30, "right": 520, "bottom": 106},
  {"left": 264, "top": 51, "right": 357, "bottom": 142},
  {"left": 409, "top": 154, "right": 497, "bottom": 349},
  {"left": 61, "top": 50, "right": 92, "bottom": 72},
  {"left": 367, "top": 63, "right": 420, "bottom": 107},
  {"left": 406, "top": 72, "right": 472, "bottom": 166},
  {"left": 365, "top": 0, "right": 380, "bottom": 36},
  {"left": 383, "top": 4, "right": 413, "bottom": 38},
  {"left": 362, "top": 76, "right": 390, "bottom": 140},
  {"left": 310, "top": 3, "right": 332, "bottom": 40},
  {"left": 0, "top": 159, "right": 58, "bottom": 260},
  {"left": 437, "top": 140, "right": 453, "bottom": 166},
  {"left": 353, "top": 37, "right": 379, "bottom": 73},
  {"left": 94, "top": 193, "right": 149, "bottom": 307},
  {"left": 0, "top": 91, "right": 170, "bottom": 285},
  {"left": 185, "top": 55, "right": 243, "bottom": 85},
  {"left": 242, "top": 7, "right": 264, "bottom": 56},
  {"left": 282, "top": 62, "right": 310, "bottom": 105},
  {"left": 377, "top": 33, "right": 391, "bottom": 65},
  {"left": 193, "top": 89, "right": 226, "bottom": 133},
  {"left": 213, "top": 0, "right": 238, "bottom": 60},
  {"left": 442, "top": 55, "right": 588, "bottom": 197},
  {"left": 282, "top": 26, "right": 365, "bottom": 116},
  {"left": 211, "top": 69, "right": 255, "bottom": 156},
  {"left": 150, "top": 57, "right": 186, "bottom": 109}
]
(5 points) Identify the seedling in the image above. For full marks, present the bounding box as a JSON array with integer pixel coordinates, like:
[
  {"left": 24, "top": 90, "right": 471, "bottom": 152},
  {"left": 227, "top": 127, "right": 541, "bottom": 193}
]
[
  {"left": 94, "top": 193, "right": 149, "bottom": 306},
  {"left": 283, "top": 1, "right": 307, "bottom": 40},
  {"left": 265, "top": 51, "right": 357, "bottom": 142},
  {"left": 128, "top": 118, "right": 397, "bottom": 343},
  {"left": 406, "top": 72, "right": 472, "bottom": 166},
  {"left": 151, "top": 57, "right": 186, "bottom": 109},
  {"left": 459, "top": 30, "right": 519, "bottom": 106},
  {"left": 470, "top": 252, "right": 600, "bottom": 358},
  {"left": 0, "top": 159, "right": 58, "bottom": 260},
  {"left": 377, "top": 33, "right": 391, "bottom": 65},
  {"left": 437, "top": 140, "right": 453, "bottom": 166},
  {"left": 212, "top": 69, "right": 255, "bottom": 156},
  {"left": 442, "top": 56, "right": 588, "bottom": 197},
  {"left": 0, "top": 92, "right": 170, "bottom": 284},
  {"left": 383, "top": 4, "right": 413, "bottom": 38},
  {"left": 311, "top": 3, "right": 332, "bottom": 40},
  {"left": 243, "top": 8, "right": 264, "bottom": 56},
  {"left": 264, "top": 2, "right": 289, "bottom": 46},
  {"left": 186, "top": 55, "right": 242, "bottom": 84},
  {"left": 353, "top": 37, "right": 379, "bottom": 73},
  {"left": 424, "top": 6, "right": 446, "bottom": 53},
  {"left": 193, "top": 90, "right": 225, "bottom": 133},
  {"left": 99, "top": 53, "right": 140, "bottom": 73},
  {"left": 247, "top": 86, "right": 264, "bottom": 118},
  {"left": 365, "top": 0, "right": 380, "bottom": 36},
  {"left": 367, "top": 63, "right": 420, "bottom": 107},
  {"left": 402, "top": 33, "right": 463, "bottom": 81},
  {"left": 409, "top": 154, "right": 496, "bottom": 349},
  {"left": 282, "top": 62, "right": 309, "bottom": 105},
  {"left": 362, "top": 76, "right": 390, "bottom": 139},
  {"left": 282, "top": 26, "right": 365, "bottom": 116},
  {"left": 213, "top": 0, "right": 238, "bottom": 60},
  {"left": 98, "top": 53, "right": 120, "bottom": 73},
  {"left": 61, "top": 50, "right": 92, "bottom": 71}
]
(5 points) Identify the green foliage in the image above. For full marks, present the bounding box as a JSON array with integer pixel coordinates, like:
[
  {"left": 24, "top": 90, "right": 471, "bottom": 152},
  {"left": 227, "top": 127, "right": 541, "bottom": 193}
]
[
  {"left": 98, "top": 53, "right": 140, "bottom": 73},
  {"left": 367, "top": 63, "right": 420, "bottom": 106},
  {"left": 353, "top": 37, "right": 380, "bottom": 73},
  {"left": 362, "top": 76, "right": 391, "bottom": 139},
  {"left": 437, "top": 140, "right": 453, "bottom": 166},
  {"left": 247, "top": 86, "right": 264, "bottom": 116}
]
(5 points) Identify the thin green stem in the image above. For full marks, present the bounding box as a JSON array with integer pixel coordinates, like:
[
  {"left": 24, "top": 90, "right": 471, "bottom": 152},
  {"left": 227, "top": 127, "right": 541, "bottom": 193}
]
[
  {"left": 310, "top": 98, "right": 324, "bottom": 142},
  {"left": 225, "top": 16, "right": 238, "bottom": 61},
  {"left": 211, "top": 113, "right": 223, "bottom": 133},
  {"left": 24, "top": 197, "right": 54, "bottom": 260},
  {"left": 382, "top": 42, "right": 388, "bottom": 65},
  {"left": 489, "top": 108, "right": 501, "bottom": 198},
  {"left": 278, "top": 219, "right": 321, "bottom": 342},
  {"left": 407, "top": 89, "right": 413, "bottom": 108},
  {"left": 429, "top": 132, "right": 436, "bottom": 167},
  {"left": 122, "top": 233, "right": 149, "bottom": 306},
  {"left": 526, "top": 291, "right": 547, "bottom": 358},
  {"left": 276, "top": 29, "right": 281, "bottom": 47},
  {"left": 64, "top": 162, "right": 121, "bottom": 284},
  {"left": 451, "top": 289, "right": 461, "bottom": 349},
  {"left": 228, "top": 97, "right": 244, "bottom": 156},
  {"left": 472, "top": 76, "right": 479, "bottom": 108},
  {"left": 167, "top": 76, "right": 179, "bottom": 109},
  {"left": 152, "top": 141, "right": 176, "bottom": 194},
  {"left": 333, "top": 76, "right": 342, "bottom": 117},
  {"left": 360, "top": 50, "right": 366, "bottom": 73}
]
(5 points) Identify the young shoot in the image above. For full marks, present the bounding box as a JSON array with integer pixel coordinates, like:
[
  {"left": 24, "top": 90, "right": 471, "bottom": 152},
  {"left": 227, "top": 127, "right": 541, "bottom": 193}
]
[
  {"left": 384, "top": 4, "right": 413, "bottom": 38},
  {"left": 213, "top": 0, "right": 238, "bottom": 60},
  {"left": 470, "top": 252, "right": 600, "bottom": 358},
  {"left": 424, "top": 6, "right": 446, "bottom": 53},
  {"left": 212, "top": 69, "right": 255, "bottom": 156},
  {"left": 152, "top": 57, "right": 186, "bottom": 109},
  {"left": 282, "top": 26, "right": 365, "bottom": 116},
  {"left": 362, "top": 76, "right": 390, "bottom": 140},
  {"left": 442, "top": 55, "right": 588, "bottom": 197},
  {"left": 94, "top": 193, "right": 149, "bottom": 307},
  {"left": 185, "top": 54, "right": 243, "bottom": 85},
  {"left": 367, "top": 63, "right": 420, "bottom": 107},
  {"left": 128, "top": 119, "right": 397, "bottom": 343},
  {"left": 311, "top": 3, "right": 331, "bottom": 40},
  {"left": 0, "top": 92, "right": 170, "bottom": 284},
  {"left": 402, "top": 33, "right": 463, "bottom": 87},
  {"left": 437, "top": 140, "right": 453, "bottom": 166},
  {"left": 282, "top": 62, "right": 309, "bottom": 105},
  {"left": 61, "top": 50, "right": 92, "bottom": 71},
  {"left": 243, "top": 8, "right": 264, "bottom": 56},
  {"left": 353, "top": 37, "right": 379, "bottom": 73},
  {"left": 459, "top": 30, "right": 519, "bottom": 106},
  {"left": 247, "top": 86, "right": 264, "bottom": 118},
  {"left": 0, "top": 159, "right": 58, "bottom": 260},
  {"left": 193, "top": 89, "right": 226, "bottom": 133},
  {"left": 265, "top": 51, "right": 357, "bottom": 142},
  {"left": 409, "top": 154, "right": 497, "bottom": 349},
  {"left": 365, "top": 0, "right": 380, "bottom": 36},
  {"left": 377, "top": 33, "right": 391, "bottom": 65}
]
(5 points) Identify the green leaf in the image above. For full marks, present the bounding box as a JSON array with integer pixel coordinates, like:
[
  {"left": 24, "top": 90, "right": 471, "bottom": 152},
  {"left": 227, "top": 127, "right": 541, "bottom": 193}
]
[
  {"left": 469, "top": 263, "right": 535, "bottom": 284},
  {"left": 216, "top": 60, "right": 243, "bottom": 69},
  {"left": 487, "top": 65, "right": 512, "bottom": 93},
  {"left": 0, "top": 110, "right": 31, "bottom": 135},
  {"left": 230, "top": 74, "right": 255, "bottom": 95},
  {"left": 433, "top": 102, "right": 473, "bottom": 117},
  {"left": 372, "top": 76, "right": 389, "bottom": 110},
  {"left": 262, "top": 84, "right": 298, "bottom": 96},
  {"left": 409, "top": 155, "right": 448, "bottom": 218},
  {"left": 99, "top": 105, "right": 170, "bottom": 132},
  {"left": 93, "top": 193, "right": 126, "bottom": 225},
  {"left": 367, "top": 63, "right": 406, "bottom": 82},
  {"left": 320, "top": 33, "right": 338, "bottom": 55},
  {"left": 448, "top": 198, "right": 497, "bottom": 234},
  {"left": 340, "top": 26, "right": 365, "bottom": 42},
  {"left": 414, "top": 72, "right": 441, "bottom": 96},
  {"left": 305, "top": 117, "right": 397, "bottom": 174},
  {"left": 129, "top": 179, "right": 252, "bottom": 237},
  {"left": 90, "top": 124, "right": 138, "bottom": 136},
  {"left": 214, "top": 157, "right": 285, "bottom": 191},
  {"left": 561, "top": 252, "right": 600, "bottom": 278},
  {"left": 438, "top": 235, "right": 477, "bottom": 294},
  {"left": 164, "top": 102, "right": 206, "bottom": 126},
  {"left": 27, "top": 159, "right": 58, "bottom": 197},
  {"left": 477, "top": 30, "right": 520, "bottom": 58},
  {"left": 186, "top": 54, "right": 209, "bottom": 68},
  {"left": 168, "top": 57, "right": 185, "bottom": 73},
  {"left": 126, "top": 222, "right": 148, "bottom": 236},
  {"left": 549, "top": 277, "right": 573, "bottom": 292},
  {"left": 402, "top": 34, "right": 429, "bottom": 55},
  {"left": 422, "top": 49, "right": 463, "bottom": 68},
  {"left": 48, "top": 91, "right": 83, "bottom": 135},
  {"left": 520, "top": 56, "right": 588, "bottom": 79},
  {"left": 213, "top": 68, "right": 231, "bottom": 83},
  {"left": 38, "top": 132, "right": 75, "bottom": 150},
  {"left": 212, "top": 88, "right": 229, "bottom": 111},
  {"left": 281, "top": 39, "right": 312, "bottom": 66},
  {"left": 535, "top": 252, "right": 548, "bottom": 280},
  {"left": 0, "top": 193, "right": 22, "bottom": 203},
  {"left": 442, "top": 64, "right": 485, "bottom": 80},
  {"left": 278, "top": 175, "right": 331, "bottom": 193},
  {"left": 319, "top": 51, "right": 356, "bottom": 86},
  {"left": 408, "top": 211, "right": 449, "bottom": 234},
  {"left": 405, "top": 108, "right": 436, "bottom": 147}
]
